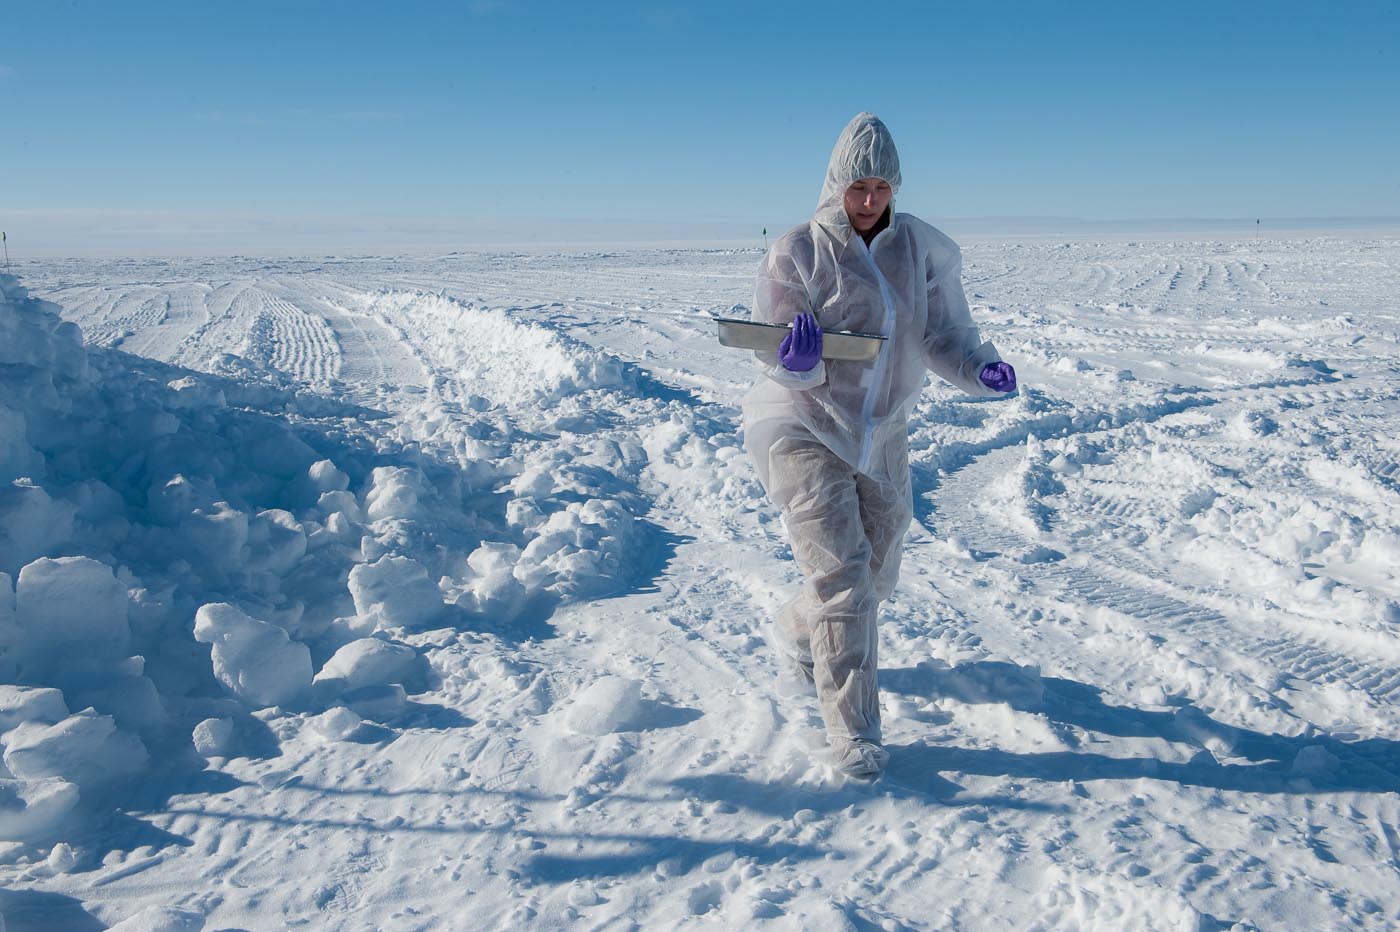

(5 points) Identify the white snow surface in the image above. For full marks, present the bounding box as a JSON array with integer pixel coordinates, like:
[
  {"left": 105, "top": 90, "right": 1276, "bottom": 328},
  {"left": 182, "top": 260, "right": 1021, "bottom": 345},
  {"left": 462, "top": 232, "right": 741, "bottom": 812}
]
[{"left": 0, "top": 237, "right": 1398, "bottom": 929}]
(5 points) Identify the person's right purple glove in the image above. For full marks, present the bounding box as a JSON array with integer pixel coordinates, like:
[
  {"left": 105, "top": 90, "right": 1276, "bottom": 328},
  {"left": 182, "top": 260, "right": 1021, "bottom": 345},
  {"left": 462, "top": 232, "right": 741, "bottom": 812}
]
[
  {"left": 980, "top": 361, "right": 1017, "bottom": 393},
  {"left": 779, "top": 312, "right": 823, "bottom": 372}
]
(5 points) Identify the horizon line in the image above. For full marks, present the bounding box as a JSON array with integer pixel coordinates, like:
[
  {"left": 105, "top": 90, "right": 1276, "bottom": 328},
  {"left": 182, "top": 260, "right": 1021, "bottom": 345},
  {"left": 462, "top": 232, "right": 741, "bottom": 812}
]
[{"left": 3, "top": 211, "right": 1399, "bottom": 260}]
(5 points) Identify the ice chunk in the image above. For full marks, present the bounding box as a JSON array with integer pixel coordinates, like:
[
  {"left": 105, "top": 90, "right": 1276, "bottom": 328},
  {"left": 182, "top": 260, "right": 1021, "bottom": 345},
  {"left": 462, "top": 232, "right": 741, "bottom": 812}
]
[
  {"left": 505, "top": 498, "right": 546, "bottom": 535},
  {"left": 61, "top": 659, "right": 168, "bottom": 734},
  {"left": 129, "top": 408, "right": 180, "bottom": 440},
  {"left": 562, "top": 676, "right": 647, "bottom": 735},
  {"left": 317, "top": 490, "right": 363, "bottom": 522},
  {"left": 313, "top": 637, "right": 418, "bottom": 691},
  {"left": 0, "top": 404, "right": 42, "bottom": 485},
  {"left": 247, "top": 509, "right": 307, "bottom": 577},
  {"left": 509, "top": 467, "right": 555, "bottom": 499},
  {"left": 324, "top": 511, "right": 356, "bottom": 539},
  {"left": 165, "top": 375, "right": 225, "bottom": 410},
  {"left": 308, "top": 459, "right": 350, "bottom": 493},
  {"left": 0, "top": 571, "right": 15, "bottom": 654},
  {"left": 146, "top": 474, "right": 219, "bottom": 527},
  {"left": 468, "top": 541, "right": 520, "bottom": 578},
  {"left": 105, "top": 906, "right": 206, "bottom": 932},
  {"left": 38, "top": 841, "right": 77, "bottom": 875},
  {"left": 0, "top": 686, "right": 70, "bottom": 732},
  {"left": 308, "top": 706, "right": 363, "bottom": 741},
  {"left": 0, "top": 777, "right": 80, "bottom": 841},
  {"left": 308, "top": 510, "right": 359, "bottom": 550},
  {"left": 68, "top": 479, "right": 126, "bottom": 534},
  {"left": 180, "top": 502, "right": 249, "bottom": 568},
  {"left": 1292, "top": 744, "right": 1341, "bottom": 779},
  {"left": 348, "top": 555, "right": 443, "bottom": 630},
  {"left": 0, "top": 482, "right": 77, "bottom": 576},
  {"left": 364, "top": 466, "right": 432, "bottom": 522},
  {"left": 344, "top": 683, "right": 406, "bottom": 721},
  {"left": 516, "top": 499, "right": 637, "bottom": 596},
  {"left": 3, "top": 710, "right": 148, "bottom": 785},
  {"left": 13, "top": 556, "right": 131, "bottom": 679},
  {"left": 241, "top": 422, "right": 317, "bottom": 481},
  {"left": 459, "top": 542, "right": 526, "bottom": 620},
  {"left": 191, "top": 717, "right": 234, "bottom": 757},
  {"left": 193, "top": 603, "right": 312, "bottom": 708}
]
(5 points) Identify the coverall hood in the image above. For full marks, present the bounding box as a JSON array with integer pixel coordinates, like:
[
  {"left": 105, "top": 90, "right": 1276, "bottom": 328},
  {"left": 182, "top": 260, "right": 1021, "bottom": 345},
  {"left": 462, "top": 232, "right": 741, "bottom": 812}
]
[{"left": 815, "top": 112, "right": 902, "bottom": 236}]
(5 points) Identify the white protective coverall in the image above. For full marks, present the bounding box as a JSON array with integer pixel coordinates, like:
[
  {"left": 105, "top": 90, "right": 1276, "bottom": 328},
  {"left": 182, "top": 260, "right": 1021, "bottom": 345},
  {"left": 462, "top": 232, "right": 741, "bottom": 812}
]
[{"left": 742, "top": 112, "right": 1003, "bottom": 773}]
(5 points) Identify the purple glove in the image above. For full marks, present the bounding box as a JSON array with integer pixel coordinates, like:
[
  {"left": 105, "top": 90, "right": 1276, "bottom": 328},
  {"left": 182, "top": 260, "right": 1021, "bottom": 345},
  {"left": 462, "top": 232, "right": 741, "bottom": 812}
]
[
  {"left": 779, "top": 312, "right": 823, "bottom": 372},
  {"left": 980, "top": 361, "right": 1017, "bottom": 393}
]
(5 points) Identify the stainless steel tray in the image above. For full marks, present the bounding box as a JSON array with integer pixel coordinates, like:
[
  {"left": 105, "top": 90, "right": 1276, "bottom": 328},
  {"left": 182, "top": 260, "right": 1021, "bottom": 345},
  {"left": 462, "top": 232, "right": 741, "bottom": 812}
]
[{"left": 713, "top": 316, "right": 885, "bottom": 362}]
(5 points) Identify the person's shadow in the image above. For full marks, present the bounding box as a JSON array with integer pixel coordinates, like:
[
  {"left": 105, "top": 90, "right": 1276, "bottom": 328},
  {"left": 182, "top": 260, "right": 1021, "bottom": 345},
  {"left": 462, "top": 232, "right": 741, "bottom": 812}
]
[{"left": 880, "top": 659, "right": 1400, "bottom": 797}]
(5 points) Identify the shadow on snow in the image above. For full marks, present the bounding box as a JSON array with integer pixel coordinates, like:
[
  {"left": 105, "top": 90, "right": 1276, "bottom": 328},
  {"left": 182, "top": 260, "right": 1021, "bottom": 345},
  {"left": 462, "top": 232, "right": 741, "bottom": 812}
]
[{"left": 883, "top": 659, "right": 1400, "bottom": 796}]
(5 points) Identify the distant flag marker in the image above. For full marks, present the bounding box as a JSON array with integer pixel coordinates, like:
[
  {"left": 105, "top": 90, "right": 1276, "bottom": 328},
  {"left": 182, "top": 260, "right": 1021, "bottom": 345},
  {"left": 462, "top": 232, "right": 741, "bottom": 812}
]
[{"left": 2, "top": 231, "right": 9, "bottom": 271}]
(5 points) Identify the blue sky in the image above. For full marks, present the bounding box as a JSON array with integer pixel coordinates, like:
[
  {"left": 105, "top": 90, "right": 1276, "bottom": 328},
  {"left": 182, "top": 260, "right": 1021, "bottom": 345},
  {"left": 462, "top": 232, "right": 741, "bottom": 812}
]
[{"left": 2, "top": 0, "right": 1398, "bottom": 251}]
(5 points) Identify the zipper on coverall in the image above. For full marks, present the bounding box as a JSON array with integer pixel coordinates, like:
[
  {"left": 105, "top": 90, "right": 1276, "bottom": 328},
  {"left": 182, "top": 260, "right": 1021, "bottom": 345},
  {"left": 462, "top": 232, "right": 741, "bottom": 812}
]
[{"left": 855, "top": 234, "right": 897, "bottom": 476}]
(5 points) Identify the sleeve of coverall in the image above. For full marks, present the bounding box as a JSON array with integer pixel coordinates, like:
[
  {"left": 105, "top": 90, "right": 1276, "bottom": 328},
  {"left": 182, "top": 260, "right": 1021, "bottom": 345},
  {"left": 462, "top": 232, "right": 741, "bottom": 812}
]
[
  {"left": 752, "top": 245, "right": 827, "bottom": 390},
  {"left": 921, "top": 248, "right": 1001, "bottom": 397}
]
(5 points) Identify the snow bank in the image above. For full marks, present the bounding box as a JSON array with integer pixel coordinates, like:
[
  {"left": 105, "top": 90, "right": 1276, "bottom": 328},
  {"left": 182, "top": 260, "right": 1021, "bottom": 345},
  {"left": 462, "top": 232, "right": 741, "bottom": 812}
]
[{"left": 0, "top": 272, "right": 661, "bottom": 850}]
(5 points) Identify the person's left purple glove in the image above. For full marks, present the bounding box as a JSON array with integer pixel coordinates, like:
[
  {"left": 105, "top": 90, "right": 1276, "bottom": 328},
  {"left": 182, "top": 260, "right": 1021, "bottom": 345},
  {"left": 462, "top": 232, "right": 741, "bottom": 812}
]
[
  {"left": 779, "top": 312, "right": 823, "bottom": 372},
  {"left": 980, "top": 361, "right": 1017, "bottom": 393}
]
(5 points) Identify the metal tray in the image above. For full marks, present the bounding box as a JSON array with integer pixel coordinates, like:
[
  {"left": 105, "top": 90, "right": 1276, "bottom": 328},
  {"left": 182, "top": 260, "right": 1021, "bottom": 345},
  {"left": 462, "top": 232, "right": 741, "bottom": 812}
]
[{"left": 713, "top": 316, "right": 885, "bottom": 362}]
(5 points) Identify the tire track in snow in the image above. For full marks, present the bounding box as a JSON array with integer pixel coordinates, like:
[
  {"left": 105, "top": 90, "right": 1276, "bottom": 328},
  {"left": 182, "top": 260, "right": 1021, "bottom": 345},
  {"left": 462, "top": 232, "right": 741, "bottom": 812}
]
[
  {"left": 311, "top": 291, "right": 434, "bottom": 400},
  {"left": 258, "top": 292, "right": 343, "bottom": 386},
  {"left": 169, "top": 281, "right": 257, "bottom": 371},
  {"left": 919, "top": 383, "right": 1400, "bottom": 734},
  {"left": 50, "top": 286, "right": 183, "bottom": 352},
  {"left": 115, "top": 282, "right": 214, "bottom": 361}
]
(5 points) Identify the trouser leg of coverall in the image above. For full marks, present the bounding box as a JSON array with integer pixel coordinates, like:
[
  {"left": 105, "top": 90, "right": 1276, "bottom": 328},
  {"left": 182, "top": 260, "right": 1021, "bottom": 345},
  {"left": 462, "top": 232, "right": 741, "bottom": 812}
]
[{"left": 769, "top": 432, "right": 912, "bottom": 751}]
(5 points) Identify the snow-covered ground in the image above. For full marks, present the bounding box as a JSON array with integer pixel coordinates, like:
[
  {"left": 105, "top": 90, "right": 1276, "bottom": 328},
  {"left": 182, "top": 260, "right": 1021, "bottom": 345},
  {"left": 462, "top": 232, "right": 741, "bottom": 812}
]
[{"left": 2, "top": 235, "right": 1399, "bottom": 931}]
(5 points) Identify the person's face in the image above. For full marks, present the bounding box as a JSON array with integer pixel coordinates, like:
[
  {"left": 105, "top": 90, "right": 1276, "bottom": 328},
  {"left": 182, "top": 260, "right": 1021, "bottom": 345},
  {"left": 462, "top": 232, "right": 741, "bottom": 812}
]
[{"left": 843, "top": 177, "right": 893, "bottom": 232}]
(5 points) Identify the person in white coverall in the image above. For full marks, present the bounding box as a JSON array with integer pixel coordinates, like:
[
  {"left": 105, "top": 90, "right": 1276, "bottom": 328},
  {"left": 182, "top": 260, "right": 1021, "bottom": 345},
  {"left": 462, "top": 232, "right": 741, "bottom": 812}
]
[{"left": 743, "top": 113, "right": 1017, "bottom": 778}]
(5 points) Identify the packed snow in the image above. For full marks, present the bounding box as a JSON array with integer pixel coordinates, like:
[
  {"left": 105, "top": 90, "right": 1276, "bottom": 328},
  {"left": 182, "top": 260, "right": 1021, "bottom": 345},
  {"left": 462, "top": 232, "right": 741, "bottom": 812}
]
[{"left": 0, "top": 234, "right": 1398, "bottom": 930}]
